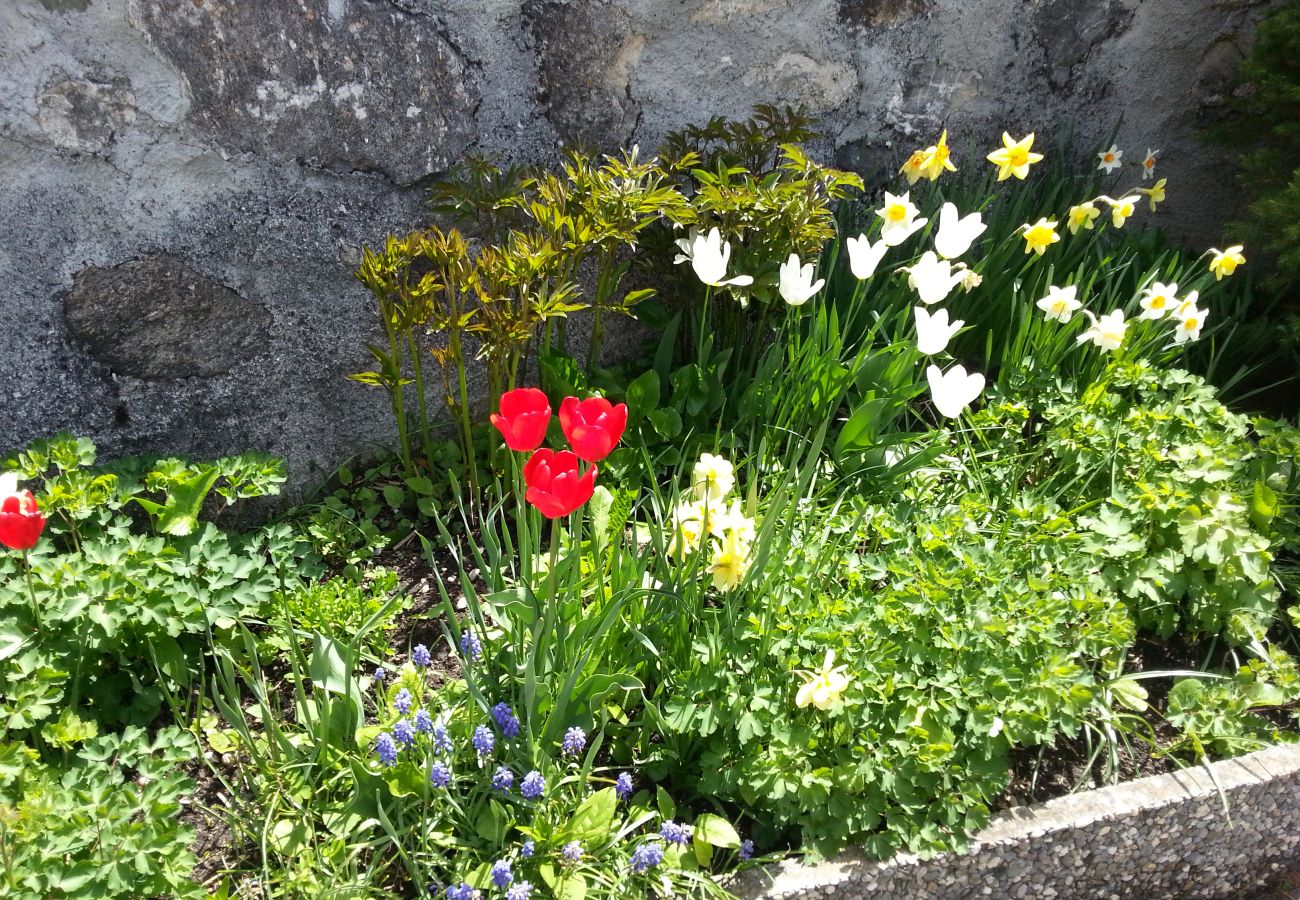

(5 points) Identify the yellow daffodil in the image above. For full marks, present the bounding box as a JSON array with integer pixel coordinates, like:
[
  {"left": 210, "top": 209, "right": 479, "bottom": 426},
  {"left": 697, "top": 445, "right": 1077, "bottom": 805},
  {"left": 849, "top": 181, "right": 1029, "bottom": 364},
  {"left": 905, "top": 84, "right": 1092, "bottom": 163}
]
[
  {"left": 708, "top": 530, "right": 751, "bottom": 592},
  {"left": 1067, "top": 201, "right": 1101, "bottom": 235},
  {"left": 986, "top": 132, "right": 1044, "bottom": 181},
  {"left": 795, "top": 650, "right": 851, "bottom": 710},
  {"left": 1138, "top": 178, "right": 1167, "bottom": 212},
  {"left": 1021, "top": 218, "right": 1060, "bottom": 255},
  {"left": 667, "top": 502, "right": 704, "bottom": 560},
  {"left": 960, "top": 269, "right": 983, "bottom": 292},
  {"left": 900, "top": 149, "right": 928, "bottom": 185},
  {"left": 1103, "top": 195, "right": 1139, "bottom": 228},
  {"left": 715, "top": 499, "right": 756, "bottom": 544},
  {"left": 921, "top": 129, "right": 958, "bottom": 181},
  {"left": 1208, "top": 246, "right": 1245, "bottom": 280}
]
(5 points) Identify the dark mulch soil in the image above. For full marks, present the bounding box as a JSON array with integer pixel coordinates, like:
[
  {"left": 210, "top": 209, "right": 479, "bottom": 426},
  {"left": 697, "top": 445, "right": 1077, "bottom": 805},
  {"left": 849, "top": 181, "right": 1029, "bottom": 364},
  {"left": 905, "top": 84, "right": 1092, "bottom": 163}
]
[{"left": 997, "top": 634, "right": 1198, "bottom": 810}]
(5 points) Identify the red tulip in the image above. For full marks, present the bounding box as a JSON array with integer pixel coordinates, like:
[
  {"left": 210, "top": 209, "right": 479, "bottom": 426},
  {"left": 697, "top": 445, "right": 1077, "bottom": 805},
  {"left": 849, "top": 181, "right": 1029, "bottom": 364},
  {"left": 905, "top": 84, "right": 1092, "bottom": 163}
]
[
  {"left": 522, "top": 449, "right": 596, "bottom": 519},
  {"left": 491, "top": 387, "right": 553, "bottom": 452},
  {"left": 559, "top": 396, "right": 627, "bottom": 463},
  {"left": 0, "top": 475, "right": 46, "bottom": 551}
]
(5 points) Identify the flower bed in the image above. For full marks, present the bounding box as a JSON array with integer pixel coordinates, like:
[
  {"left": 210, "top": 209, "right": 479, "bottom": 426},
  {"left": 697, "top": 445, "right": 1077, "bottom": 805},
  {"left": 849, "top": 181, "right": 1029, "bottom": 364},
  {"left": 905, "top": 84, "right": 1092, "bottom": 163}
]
[{"left": 2, "top": 109, "right": 1297, "bottom": 899}]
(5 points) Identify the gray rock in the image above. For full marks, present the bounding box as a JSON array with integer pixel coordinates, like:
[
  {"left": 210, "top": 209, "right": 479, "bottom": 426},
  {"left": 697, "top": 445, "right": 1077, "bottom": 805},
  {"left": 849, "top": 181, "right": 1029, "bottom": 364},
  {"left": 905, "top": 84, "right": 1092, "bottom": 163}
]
[
  {"left": 525, "top": 0, "right": 644, "bottom": 149},
  {"left": 132, "top": 0, "right": 479, "bottom": 183},
  {"left": 63, "top": 253, "right": 271, "bottom": 381}
]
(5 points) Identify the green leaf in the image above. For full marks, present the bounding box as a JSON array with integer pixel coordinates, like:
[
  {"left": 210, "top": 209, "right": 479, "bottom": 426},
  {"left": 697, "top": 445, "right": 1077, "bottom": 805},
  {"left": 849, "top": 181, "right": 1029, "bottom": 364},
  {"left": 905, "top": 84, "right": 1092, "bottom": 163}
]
[
  {"left": 692, "top": 812, "right": 741, "bottom": 848},
  {"left": 625, "top": 370, "right": 661, "bottom": 421},
  {"left": 1250, "top": 481, "right": 1279, "bottom": 529},
  {"left": 568, "top": 787, "right": 618, "bottom": 843},
  {"left": 308, "top": 633, "right": 353, "bottom": 696},
  {"left": 1109, "top": 679, "right": 1149, "bottom": 712}
]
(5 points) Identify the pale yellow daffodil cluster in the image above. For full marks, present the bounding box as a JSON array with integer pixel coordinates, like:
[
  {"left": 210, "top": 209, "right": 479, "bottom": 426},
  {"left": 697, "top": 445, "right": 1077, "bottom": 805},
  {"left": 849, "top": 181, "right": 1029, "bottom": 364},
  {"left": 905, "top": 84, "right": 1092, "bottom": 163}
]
[
  {"left": 666, "top": 453, "right": 757, "bottom": 592},
  {"left": 794, "top": 650, "right": 851, "bottom": 711}
]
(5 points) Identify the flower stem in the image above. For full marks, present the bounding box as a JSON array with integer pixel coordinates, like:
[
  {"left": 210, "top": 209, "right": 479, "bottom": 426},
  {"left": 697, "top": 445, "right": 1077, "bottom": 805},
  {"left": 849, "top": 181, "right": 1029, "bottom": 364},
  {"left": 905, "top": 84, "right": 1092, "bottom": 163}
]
[{"left": 21, "top": 550, "right": 39, "bottom": 634}]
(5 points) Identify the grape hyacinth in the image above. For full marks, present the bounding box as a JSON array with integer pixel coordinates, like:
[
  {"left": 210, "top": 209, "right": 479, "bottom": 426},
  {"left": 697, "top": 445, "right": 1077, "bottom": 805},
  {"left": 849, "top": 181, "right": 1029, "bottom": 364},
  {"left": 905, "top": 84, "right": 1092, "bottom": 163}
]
[
  {"left": 561, "top": 841, "right": 583, "bottom": 863},
  {"left": 394, "top": 687, "right": 413, "bottom": 716},
  {"left": 373, "top": 666, "right": 387, "bottom": 682},
  {"left": 660, "top": 821, "right": 692, "bottom": 846},
  {"left": 506, "top": 883, "right": 533, "bottom": 900},
  {"left": 374, "top": 733, "right": 399, "bottom": 767},
  {"left": 739, "top": 839, "right": 754, "bottom": 860},
  {"left": 393, "top": 718, "right": 416, "bottom": 747},
  {"left": 630, "top": 842, "right": 664, "bottom": 873},
  {"left": 459, "top": 629, "right": 482, "bottom": 661},
  {"left": 520, "top": 839, "right": 535, "bottom": 858},
  {"left": 491, "top": 766, "right": 514, "bottom": 792},
  {"left": 472, "top": 725, "right": 494, "bottom": 758},
  {"left": 429, "top": 761, "right": 452, "bottom": 788},
  {"left": 414, "top": 708, "right": 434, "bottom": 734},
  {"left": 560, "top": 726, "right": 586, "bottom": 758},
  {"left": 519, "top": 770, "right": 546, "bottom": 800},
  {"left": 433, "top": 722, "right": 453, "bottom": 754},
  {"left": 491, "top": 702, "right": 521, "bottom": 739},
  {"left": 490, "top": 859, "right": 513, "bottom": 888},
  {"left": 615, "top": 771, "right": 634, "bottom": 800},
  {"left": 412, "top": 643, "right": 431, "bottom": 667},
  {"left": 444, "top": 884, "right": 474, "bottom": 900}
]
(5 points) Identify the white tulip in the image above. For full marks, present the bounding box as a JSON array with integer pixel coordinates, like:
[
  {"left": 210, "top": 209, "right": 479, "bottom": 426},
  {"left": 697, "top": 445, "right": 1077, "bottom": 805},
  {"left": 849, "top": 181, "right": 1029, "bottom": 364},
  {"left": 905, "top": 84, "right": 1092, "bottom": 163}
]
[
  {"left": 926, "top": 363, "right": 986, "bottom": 419},
  {"left": 1035, "top": 285, "right": 1081, "bottom": 323},
  {"left": 904, "top": 251, "right": 966, "bottom": 305},
  {"left": 1076, "top": 309, "right": 1128, "bottom": 351},
  {"left": 845, "top": 234, "right": 889, "bottom": 280},
  {"left": 914, "top": 306, "right": 965, "bottom": 355},
  {"left": 682, "top": 227, "right": 754, "bottom": 288},
  {"left": 778, "top": 253, "right": 825, "bottom": 306},
  {"left": 933, "top": 203, "right": 987, "bottom": 260}
]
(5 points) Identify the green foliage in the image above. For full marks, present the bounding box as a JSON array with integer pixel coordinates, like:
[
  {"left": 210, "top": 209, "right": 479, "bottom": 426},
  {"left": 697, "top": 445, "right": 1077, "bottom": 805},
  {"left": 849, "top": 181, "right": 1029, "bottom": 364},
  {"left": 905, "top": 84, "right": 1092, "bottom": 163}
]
[
  {"left": 1214, "top": 0, "right": 1300, "bottom": 295},
  {"left": 656, "top": 494, "right": 1134, "bottom": 858},
  {"left": 0, "top": 434, "right": 294, "bottom": 738},
  {"left": 0, "top": 728, "right": 201, "bottom": 899},
  {"left": 264, "top": 569, "right": 405, "bottom": 664},
  {"left": 971, "top": 363, "right": 1296, "bottom": 642}
]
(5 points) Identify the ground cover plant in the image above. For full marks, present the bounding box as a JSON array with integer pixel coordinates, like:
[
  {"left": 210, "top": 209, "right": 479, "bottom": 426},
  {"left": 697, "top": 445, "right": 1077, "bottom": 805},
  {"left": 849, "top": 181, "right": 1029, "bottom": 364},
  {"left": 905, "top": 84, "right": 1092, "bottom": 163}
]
[{"left": 2, "top": 109, "right": 1298, "bottom": 898}]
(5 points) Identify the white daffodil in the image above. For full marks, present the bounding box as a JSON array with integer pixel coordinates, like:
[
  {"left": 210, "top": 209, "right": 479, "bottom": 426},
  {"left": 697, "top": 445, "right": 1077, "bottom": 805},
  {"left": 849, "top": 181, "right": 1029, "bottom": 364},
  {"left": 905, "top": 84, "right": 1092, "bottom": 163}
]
[
  {"left": 933, "top": 202, "right": 987, "bottom": 260},
  {"left": 778, "top": 253, "right": 825, "bottom": 306},
  {"left": 683, "top": 227, "right": 754, "bottom": 288},
  {"left": 1174, "top": 290, "right": 1200, "bottom": 318},
  {"left": 876, "top": 191, "right": 928, "bottom": 247},
  {"left": 926, "top": 363, "right": 986, "bottom": 419},
  {"left": 904, "top": 251, "right": 966, "bottom": 305},
  {"left": 1076, "top": 309, "right": 1128, "bottom": 351},
  {"left": 914, "top": 306, "right": 964, "bottom": 355},
  {"left": 1172, "top": 303, "right": 1208, "bottom": 344},
  {"left": 672, "top": 228, "right": 698, "bottom": 264},
  {"left": 1139, "top": 282, "right": 1178, "bottom": 320},
  {"left": 1035, "top": 285, "right": 1082, "bottom": 323},
  {"left": 1097, "top": 144, "right": 1123, "bottom": 174},
  {"left": 845, "top": 234, "right": 889, "bottom": 280},
  {"left": 692, "top": 452, "right": 735, "bottom": 501},
  {"left": 667, "top": 502, "right": 704, "bottom": 561},
  {"left": 1142, "top": 148, "right": 1159, "bottom": 180}
]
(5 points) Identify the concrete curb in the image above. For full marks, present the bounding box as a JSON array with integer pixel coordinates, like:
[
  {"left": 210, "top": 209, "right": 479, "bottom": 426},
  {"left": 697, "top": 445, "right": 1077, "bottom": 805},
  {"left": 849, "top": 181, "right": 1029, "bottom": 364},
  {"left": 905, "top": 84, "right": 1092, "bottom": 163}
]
[{"left": 730, "top": 743, "right": 1300, "bottom": 900}]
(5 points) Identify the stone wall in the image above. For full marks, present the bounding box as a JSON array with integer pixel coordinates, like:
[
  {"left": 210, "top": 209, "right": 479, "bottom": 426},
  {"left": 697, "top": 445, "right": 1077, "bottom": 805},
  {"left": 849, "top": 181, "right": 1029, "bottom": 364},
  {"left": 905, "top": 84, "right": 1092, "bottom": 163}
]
[
  {"left": 730, "top": 742, "right": 1300, "bottom": 900},
  {"left": 0, "top": 0, "right": 1277, "bottom": 489}
]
